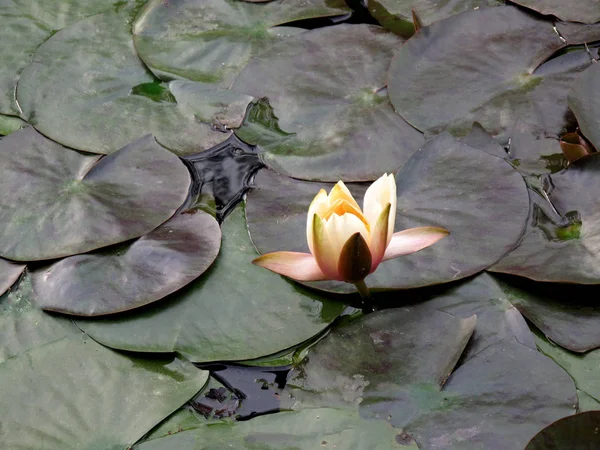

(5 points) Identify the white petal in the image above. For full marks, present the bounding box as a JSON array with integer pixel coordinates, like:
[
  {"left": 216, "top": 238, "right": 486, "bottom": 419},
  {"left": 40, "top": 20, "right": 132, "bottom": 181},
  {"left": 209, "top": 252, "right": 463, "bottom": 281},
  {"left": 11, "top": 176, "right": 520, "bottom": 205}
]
[
  {"left": 363, "top": 174, "right": 396, "bottom": 244},
  {"left": 306, "top": 189, "right": 328, "bottom": 255}
]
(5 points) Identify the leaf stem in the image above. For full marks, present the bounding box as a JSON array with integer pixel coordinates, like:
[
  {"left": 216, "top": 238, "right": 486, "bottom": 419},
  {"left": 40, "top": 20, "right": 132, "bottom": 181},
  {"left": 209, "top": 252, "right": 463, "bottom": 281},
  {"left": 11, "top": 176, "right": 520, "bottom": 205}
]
[{"left": 354, "top": 279, "right": 371, "bottom": 300}]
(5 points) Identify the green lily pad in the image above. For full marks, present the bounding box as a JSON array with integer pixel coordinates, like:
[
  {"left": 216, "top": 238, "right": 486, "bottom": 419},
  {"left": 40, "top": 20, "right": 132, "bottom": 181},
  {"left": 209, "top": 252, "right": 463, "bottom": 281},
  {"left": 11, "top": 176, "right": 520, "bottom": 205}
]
[
  {"left": 286, "top": 307, "right": 576, "bottom": 449},
  {"left": 493, "top": 274, "right": 600, "bottom": 353},
  {"left": 512, "top": 0, "right": 600, "bottom": 24},
  {"left": 526, "top": 411, "right": 600, "bottom": 450},
  {"left": 16, "top": 9, "right": 254, "bottom": 155},
  {"left": 388, "top": 5, "right": 596, "bottom": 142},
  {"left": 490, "top": 153, "right": 600, "bottom": 284},
  {"left": 0, "top": 0, "right": 120, "bottom": 116},
  {"left": 389, "top": 273, "right": 536, "bottom": 358},
  {"left": 132, "top": 0, "right": 349, "bottom": 87},
  {"left": 0, "top": 115, "right": 26, "bottom": 135},
  {"left": 0, "top": 258, "right": 25, "bottom": 298},
  {"left": 246, "top": 132, "right": 529, "bottom": 293},
  {"left": 0, "top": 128, "right": 190, "bottom": 261},
  {"left": 135, "top": 408, "right": 419, "bottom": 450},
  {"left": 569, "top": 62, "right": 600, "bottom": 152},
  {"left": 0, "top": 276, "right": 79, "bottom": 365},
  {"left": 232, "top": 24, "right": 424, "bottom": 182},
  {"left": 367, "top": 0, "right": 503, "bottom": 37},
  {"left": 32, "top": 210, "right": 221, "bottom": 317},
  {"left": 75, "top": 205, "right": 345, "bottom": 362},
  {"left": 536, "top": 332, "right": 600, "bottom": 412},
  {"left": 0, "top": 332, "right": 208, "bottom": 450}
]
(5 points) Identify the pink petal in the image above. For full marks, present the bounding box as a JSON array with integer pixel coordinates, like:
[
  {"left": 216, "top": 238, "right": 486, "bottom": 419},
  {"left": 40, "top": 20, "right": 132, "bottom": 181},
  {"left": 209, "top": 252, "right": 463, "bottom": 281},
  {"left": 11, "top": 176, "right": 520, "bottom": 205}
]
[
  {"left": 252, "top": 252, "right": 327, "bottom": 281},
  {"left": 383, "top": 227, "right": 449, "bottom": 261}
]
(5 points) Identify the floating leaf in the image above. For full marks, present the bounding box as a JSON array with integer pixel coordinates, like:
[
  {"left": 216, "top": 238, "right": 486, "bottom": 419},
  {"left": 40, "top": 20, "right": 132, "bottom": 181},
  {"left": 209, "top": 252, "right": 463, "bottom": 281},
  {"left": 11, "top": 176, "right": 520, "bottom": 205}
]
[
  {"left": 0, "top": 115, "right": 25, "bottom": 135},
  {"left": 512, "top": 0, "right": 600, "bottom": 24},
  {"left": 490, "top": 154, "right": 600, "bottom": 284},
  {"left": 233, "top": 24, "right": 424, "bottom": 182},
  {"left": 16, "top": 10, "right": 254, "bottom": 155},
  {"left": 494, "top": 274, "right": 600, "bottom": 353},
  {"left": 135, "top": 408, "right": 418, "bottom": 450},
  {"left": 246, "top": 132, "right": 529, "bottom": 293},
  {"left": 0, "top": 0, "right": 120, "bottom": 116},
  {"left": 526, "top": 411, "right": 600, "bottom": 450},
  {"left": 0, "top": 258, "right": 25, "bottom": 298},
  {"left": 285, "top": 307, "right": 576, "bottom": 449},
  {"left": 560, "top": 132, "right": 596, "bottom": 163},
  {"left": 368, "top": 0, "right": 502, "bottom": 37},
  {"left": 569, "top": 62, "right": 600, "bottom": 152},
  {"left": 0, "top": 332, "right": 208, "bottom": 450},
  {"left": 32, "top": 210, "right": 221, "bottom": 316},
  {"left": 0, "top": 128, "right": 190, "bottom": 261},
  {"left": 388, "top": 6, "right": 596, "bottom": 142},
  {"left": 76, "top": 205, "right": 345, "bottom": 362},
  {"left": 536, "top": 331, "right": 600, "bottom": 413},
  {"left": 132, "top": 0, "right": 349, "bottom": 86}
]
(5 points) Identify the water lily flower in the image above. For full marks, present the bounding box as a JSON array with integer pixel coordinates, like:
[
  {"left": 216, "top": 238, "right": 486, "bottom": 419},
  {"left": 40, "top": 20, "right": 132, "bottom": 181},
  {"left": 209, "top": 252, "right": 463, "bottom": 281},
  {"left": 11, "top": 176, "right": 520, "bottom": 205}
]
[{"left": 252, "top": 174, "right": 449, "bottom": 296}]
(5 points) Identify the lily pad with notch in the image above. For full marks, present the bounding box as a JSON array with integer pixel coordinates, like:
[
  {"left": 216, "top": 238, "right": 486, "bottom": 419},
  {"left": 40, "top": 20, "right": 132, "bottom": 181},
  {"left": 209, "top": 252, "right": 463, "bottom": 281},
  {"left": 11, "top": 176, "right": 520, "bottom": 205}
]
[
  {"left": 75, "top": 205, "right": 345, "bottom": 362},
  {"left": 16, "top": 9, "right": 254, "bottom": 155},
  {"left": 0, "top": 331, "right": 209, "bottom": 450},
  {"left": 284, "top": 307, "right": 576, "bottom": 450},
  {"left": 32, "top": 210, "right": 221, "bottom": 317},
  {"left": 490, "top": 153, "right": 600, "bottom": 284},
  {"left": 132, "top": 0, "right": 349, "bottom": 87},
  {"left": 233, "top": 24, "right": 425, "bottom": 182},
  {"left": 0, "top": 128, "right": 190, "bottom": 261},
  {"left": 367, "top": 0, "right": 503, "bottom": 38},
  {"left": 246, "top": 132, "right": 529, "bottom": 293},
  {"left": 388, "top": 5, "right": 598, "bottom": 143},
  {"left": 0, "top": 0, "right": 120, "bottom": 116}
]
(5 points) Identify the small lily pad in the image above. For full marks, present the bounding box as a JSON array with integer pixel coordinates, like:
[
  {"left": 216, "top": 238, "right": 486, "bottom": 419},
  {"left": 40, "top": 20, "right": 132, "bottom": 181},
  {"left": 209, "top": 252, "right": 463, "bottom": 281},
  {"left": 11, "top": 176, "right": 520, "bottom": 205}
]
[
  {"left": 132, "top": 0, "right": 349, "bottom": 86},
  {"left": 233, "top": 24, "right": 424, "bottom": 182},
  {"left": 388, "top": 5, "right": 596, "bottom": 142},
  {"left": 0, "top": 128, "right": 190, "bottom": 261},
  {"left": 32, "top": 210, "right": 221, "bottom": 317},
  {"left": 490, "top": 153, "right": 600, "bottom": 284},
  {"left": 16, "top": 9, "right": 254, "bottom": 155},
  {"left": 246, "top": 132, "right": 529, "bottom": 293},
  {"left": 76, "top": 205, "right": 345, "bottom": 362}
]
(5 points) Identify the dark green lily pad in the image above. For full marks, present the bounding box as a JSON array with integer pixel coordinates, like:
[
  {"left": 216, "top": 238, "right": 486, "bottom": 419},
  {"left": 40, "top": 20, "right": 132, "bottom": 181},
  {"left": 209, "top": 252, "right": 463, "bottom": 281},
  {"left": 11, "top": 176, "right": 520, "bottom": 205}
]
[
  {"left": 0, "top": 332, "right": 208, "bottom": 450},
  {"left": 0, "top": 128, "right": 190, "bottom": 261},
  {"left": 569, "top": 62, "right": 600, "bottom": 152},
  {"left": 0, "top": 259, "right": 25, "bottom": 298},
  {"left": 135, "top": 408, "right": 418, "bottom": 450},
  {"left": 0, "top": 276, "right": 78, "bottom": 364},
  {"left": 285, "top": 307, "right": 576, "bottom": 449},
  {"left": 75, "top": 205, "right": 345, "bottom": 362},
  {"left": 493, "top": 274, "right": 600, "bottom": 353},
  {"left": 16, "top": 9, "right": 254, "bottom": 155},
  {"left": 536, "top": 332, "right": 600, "bottom": 413},
  {"left": 0, "top": 115, "right": 25, "bottom": 135},
  {"left": 526, "top": 411, "right": 600, "bottom": 450},
  {"left": 388, "top": 5, "right": 596, "bottom": 143},
  {"left": 133, "top": 0, "right": 349, "bottom": 87},
  {"left": 386, "top": 273, "right": 536, "bottom": 358},
  {"left": 233, "top": 24, "right": 424, "bottom": 182},
  {"left": 367, "top": 0, "right": 503, "bottom": 38},
  {"left": 32, "top": 210, "right": 221, "bottom": 317},
  {"left": 246, "top": 132, "right": 529, "bottom": 293},
  {"left": 490, "top": 153, "right": 600, "bottom": 284},
  {"left": 512, "top": 0, "right": 600, "bottom": 24},
  {"left": 0, "top": 0, "right": 120, "bottom": 116}
]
